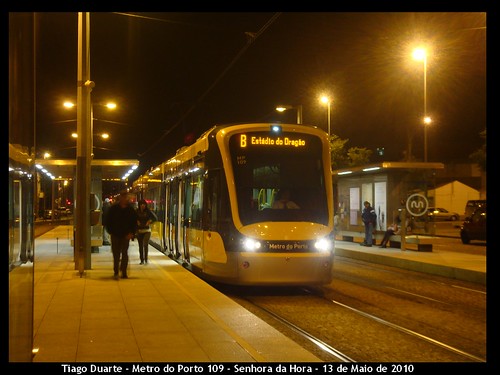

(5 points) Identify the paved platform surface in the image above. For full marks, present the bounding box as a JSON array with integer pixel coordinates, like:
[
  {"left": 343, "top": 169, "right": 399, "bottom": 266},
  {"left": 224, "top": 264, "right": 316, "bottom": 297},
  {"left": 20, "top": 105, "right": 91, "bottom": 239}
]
[
  {"left": 33, "top": 226, "right": 321, "bottom": 363},
  {"left": 32, "top": 225, "right": 486, "bottom": 363}
]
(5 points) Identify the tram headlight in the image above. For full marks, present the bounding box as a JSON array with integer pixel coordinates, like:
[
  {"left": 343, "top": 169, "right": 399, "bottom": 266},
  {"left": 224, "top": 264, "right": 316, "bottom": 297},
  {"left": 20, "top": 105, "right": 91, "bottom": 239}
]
[
  {"left": 242, "top": 238, "right": 262, "bottom": 252},
  {"left": 314, "top": 238, "right": 333, "bottom": 253}
]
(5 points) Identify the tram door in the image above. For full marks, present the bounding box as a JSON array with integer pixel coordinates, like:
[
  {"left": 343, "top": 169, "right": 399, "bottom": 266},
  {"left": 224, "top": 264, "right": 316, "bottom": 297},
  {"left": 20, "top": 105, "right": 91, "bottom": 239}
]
[
  {"left": 178, "top": 177, "right": 190, "bottom": 262},
  {"left": 167, "top": 178, "right": 180, "bottom": 258},
  {"left": 164, "top": 182, "right": 173, "bottom": 254}
]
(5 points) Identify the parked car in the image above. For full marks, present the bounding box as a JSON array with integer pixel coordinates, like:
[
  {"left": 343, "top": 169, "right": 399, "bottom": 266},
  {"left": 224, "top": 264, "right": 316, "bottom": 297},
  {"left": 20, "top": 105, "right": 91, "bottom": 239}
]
[
  {"left": 43, "top": 209, "right": 64, "bottom": 220},
  {"left": 460, "top": 206, "right": 486, "bottom": 244},
  {"left": 427, "top": 207, "right": 461, "bottom": 221},
  {"left": 57, "top": 207, "right": 71, "bottom": 216},
  {"left": 43, "top": 209, "right": 55, "bottom": 219},
  {"left": 464, "top": 199, "right": 486, "bottom": 218}
]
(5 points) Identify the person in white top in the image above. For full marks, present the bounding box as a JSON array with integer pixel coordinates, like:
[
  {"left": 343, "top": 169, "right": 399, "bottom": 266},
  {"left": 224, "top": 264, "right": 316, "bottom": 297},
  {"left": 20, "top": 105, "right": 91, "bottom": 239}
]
[{"left": 379, "top": 221, "right": 400, "bottom": 248}]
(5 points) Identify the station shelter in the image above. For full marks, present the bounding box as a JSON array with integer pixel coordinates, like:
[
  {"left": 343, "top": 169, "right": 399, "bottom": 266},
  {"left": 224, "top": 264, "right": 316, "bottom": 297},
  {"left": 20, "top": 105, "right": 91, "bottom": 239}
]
[
  {"left": 34, "top": 158, "right": 139, "bottom": 266},
  {"left": 333, "top": 161, "right": 445, "bottom": 236}
]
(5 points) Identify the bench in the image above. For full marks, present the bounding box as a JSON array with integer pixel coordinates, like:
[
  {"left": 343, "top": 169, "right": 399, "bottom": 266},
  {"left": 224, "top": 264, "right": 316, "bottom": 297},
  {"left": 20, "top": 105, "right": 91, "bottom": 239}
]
[
  {"left": 336, "top": 230, "right": 432, "bottom": 252},
  {"left": 386, "top": 234, "right": 433, "bottom": 252}
]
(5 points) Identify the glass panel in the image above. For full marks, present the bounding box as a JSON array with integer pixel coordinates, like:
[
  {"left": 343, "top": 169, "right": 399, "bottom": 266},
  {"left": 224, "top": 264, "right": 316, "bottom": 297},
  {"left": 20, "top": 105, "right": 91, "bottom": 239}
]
[{"left": 229, "top": 131, "right": 328, "bottom": 225}]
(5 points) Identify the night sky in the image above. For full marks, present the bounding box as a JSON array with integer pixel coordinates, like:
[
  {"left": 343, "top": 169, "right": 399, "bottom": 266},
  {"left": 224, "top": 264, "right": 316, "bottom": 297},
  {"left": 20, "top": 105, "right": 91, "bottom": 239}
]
[{"left": 33, "top": 12, "right": 487, "bottom": 178}]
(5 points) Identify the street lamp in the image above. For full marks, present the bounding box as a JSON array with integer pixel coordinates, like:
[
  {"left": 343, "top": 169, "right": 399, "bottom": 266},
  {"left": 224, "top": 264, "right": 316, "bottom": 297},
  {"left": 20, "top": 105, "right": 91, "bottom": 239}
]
[
  {"left": 320, "top": 96, "right": 331, "bottom": 137},
  {"left": 64, "top": 100, "right": 117, "bottom": 120},
  {"left": 64, "top": 100, "right": 116, "bottom": 156},
  {"left": 275, "top": 104, "right": 303, "bottom": 124},
  {"left": 412, "top": 47, "right": 430, "bottom": 162},
  {"left": 71, "top": 132, "right": 110, "bottom": 140}
]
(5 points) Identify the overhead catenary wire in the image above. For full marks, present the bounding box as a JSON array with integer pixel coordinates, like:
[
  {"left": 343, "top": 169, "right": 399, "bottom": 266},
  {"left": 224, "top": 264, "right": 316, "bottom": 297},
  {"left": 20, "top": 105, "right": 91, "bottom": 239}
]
[{"left": 138, "top": 12, "right": 282, "bottom": 159}]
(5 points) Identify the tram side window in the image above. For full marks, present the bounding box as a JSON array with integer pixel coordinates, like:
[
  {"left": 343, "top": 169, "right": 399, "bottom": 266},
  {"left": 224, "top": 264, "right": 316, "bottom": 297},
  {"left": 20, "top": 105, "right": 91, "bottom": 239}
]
[
  {"left": 147, "top": 185, "right": 162, "bottom": 224},
  {"left": 204, "top": 170, "right": 220, "bottom": 232},
  {"left": 168, "top": 179, "right": 180, "bottom": 252},
  {"left": 183, "top": 176, "right": 193, "bottom": 228},
  {"left": 158, "top": 183, "right": 166, "bottom": 224}
]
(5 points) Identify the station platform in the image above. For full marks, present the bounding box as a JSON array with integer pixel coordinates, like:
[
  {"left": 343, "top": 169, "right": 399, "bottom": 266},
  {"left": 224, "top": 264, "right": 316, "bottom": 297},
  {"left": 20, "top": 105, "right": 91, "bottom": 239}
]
[
  {"left": 32, "top": 225, "right": 486, "bottom": 363},
  {"left": 333, "top": 236, "right": 486, "bottom": 285},
  {"left": 33, "top": 226, "right": 320, "bottom": 363}
]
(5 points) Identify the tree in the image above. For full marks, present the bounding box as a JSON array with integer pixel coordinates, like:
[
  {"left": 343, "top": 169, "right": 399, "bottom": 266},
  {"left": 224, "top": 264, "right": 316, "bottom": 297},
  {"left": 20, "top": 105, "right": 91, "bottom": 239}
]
[
  {"left": 347, "top": 147, "right": 373, "bottom": 167},
  {"left": 330, "top": 133, "right": 373, "bottom": 169},
  {"left": 330, "top": 134, "right": 349, "bottom": 170}
]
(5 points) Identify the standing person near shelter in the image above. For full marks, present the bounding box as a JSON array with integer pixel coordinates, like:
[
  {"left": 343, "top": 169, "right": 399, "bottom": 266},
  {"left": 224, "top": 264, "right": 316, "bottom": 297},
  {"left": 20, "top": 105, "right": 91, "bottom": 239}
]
[
  {"left": 136, "top": 199, "right": 156, "bottom": 264},
  {"left": 361, "top": 201, "right": 377, "bottom": 247},
  {"left": 105, "top": 190, "right": 138, "bottom": 279}
]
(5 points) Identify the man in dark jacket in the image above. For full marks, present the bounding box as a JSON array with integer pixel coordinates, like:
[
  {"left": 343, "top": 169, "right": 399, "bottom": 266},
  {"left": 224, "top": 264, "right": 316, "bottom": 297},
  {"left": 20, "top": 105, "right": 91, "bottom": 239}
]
[
  {"left": 361, "top": 201, "right": 377, "bottom": 247},
  {"left": 105, "top": 190, "right": 138, "bottom": 279}
]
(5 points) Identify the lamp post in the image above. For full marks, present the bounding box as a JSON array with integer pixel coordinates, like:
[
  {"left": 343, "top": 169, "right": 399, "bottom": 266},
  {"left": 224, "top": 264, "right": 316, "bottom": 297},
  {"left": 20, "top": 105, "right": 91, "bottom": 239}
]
[
  {"left": 320, "top": 96, "right": 331, "bottom": 137},
  {"left": 412, "top": 47, "right": 430, "bottom": 162},
  {"left": 75, "top": 11, "right": 93, "bottom": 274},
  {"left": 423, "top": 115, "right": 432, "bottom": 163},
  {"left": 275, "top": 104, "right": 302, "bottom": 124}
]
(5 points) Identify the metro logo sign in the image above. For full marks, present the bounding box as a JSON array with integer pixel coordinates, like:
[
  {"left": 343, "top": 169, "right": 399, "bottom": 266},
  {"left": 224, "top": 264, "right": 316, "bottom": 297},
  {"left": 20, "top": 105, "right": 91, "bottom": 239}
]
[{"left": 406, "top": 193, "right": 429, "bottom": 217}]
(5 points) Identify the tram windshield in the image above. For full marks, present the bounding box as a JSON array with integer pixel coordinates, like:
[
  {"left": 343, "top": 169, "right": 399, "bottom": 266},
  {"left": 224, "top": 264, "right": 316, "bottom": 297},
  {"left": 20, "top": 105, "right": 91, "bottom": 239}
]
[{"left": 229, "top": 131, "right": 329, "bottom": 225}]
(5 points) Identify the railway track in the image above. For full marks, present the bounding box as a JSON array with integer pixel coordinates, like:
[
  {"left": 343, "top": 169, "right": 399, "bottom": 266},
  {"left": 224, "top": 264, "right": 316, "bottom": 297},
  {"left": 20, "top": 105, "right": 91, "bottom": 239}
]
[
  {"left": 215, "top": 255, "right": 486, "bottom": 363},
  {"left": 229, "top": 287, "right": 485, "bottom": 363}
]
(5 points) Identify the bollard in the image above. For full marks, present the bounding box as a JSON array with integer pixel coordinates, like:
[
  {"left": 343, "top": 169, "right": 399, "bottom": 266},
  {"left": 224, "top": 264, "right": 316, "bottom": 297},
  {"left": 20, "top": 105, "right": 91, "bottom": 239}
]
[{"left": 400, "top": 209, "right": 407, "bottom": 251}]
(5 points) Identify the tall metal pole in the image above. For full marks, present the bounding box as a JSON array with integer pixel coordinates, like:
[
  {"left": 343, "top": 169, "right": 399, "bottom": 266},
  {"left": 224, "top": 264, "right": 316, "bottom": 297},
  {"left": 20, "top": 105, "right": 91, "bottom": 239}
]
[
  {"left": 423, "top": 55, "right": 428, "bottom": 163},
  {"left": 327, "top": 102, "right": 331, "bottom": 138},
  {"left": 75, "top": 12, "right": 93, "bottom": 275},
  {"left": 296, "top": 105, "right": 303, "bottom": 125},
  {"left": 91, "top": 103, "right": 94, "bottom": 158}
]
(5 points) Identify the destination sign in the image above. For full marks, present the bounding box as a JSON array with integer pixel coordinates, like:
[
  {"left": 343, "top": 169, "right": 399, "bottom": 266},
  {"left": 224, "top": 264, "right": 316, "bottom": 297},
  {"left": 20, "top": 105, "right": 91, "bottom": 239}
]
[{"left": 239, "top": 134, "right": 306, "bottom": 148}]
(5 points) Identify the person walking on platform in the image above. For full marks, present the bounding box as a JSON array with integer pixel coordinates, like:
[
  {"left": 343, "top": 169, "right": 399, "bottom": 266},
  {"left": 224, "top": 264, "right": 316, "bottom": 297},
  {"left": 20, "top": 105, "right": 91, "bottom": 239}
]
[
  {"left": 136, "top": 199, "right": 156, "bottom": 264},
  {"left": 361, "top": 201, "right": 377, "bottom": 247},
  {"left": 105, "top": 190, "right": 138, "bottom": 279}
]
